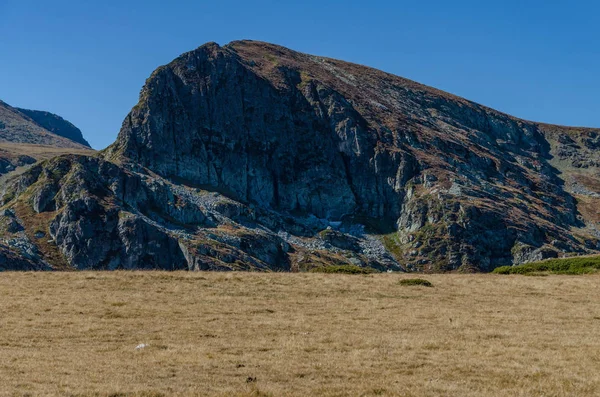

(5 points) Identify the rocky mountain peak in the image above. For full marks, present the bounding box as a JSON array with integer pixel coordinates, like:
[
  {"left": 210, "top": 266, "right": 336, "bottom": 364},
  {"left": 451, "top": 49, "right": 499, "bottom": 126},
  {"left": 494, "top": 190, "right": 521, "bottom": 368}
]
[{"left": 1, "top": 41, "right": 599, "bottom": 272}]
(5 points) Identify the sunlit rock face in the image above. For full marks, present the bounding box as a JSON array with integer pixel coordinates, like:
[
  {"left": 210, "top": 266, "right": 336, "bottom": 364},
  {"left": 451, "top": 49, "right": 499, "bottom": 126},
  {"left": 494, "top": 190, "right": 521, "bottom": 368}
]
[{"left": 1, "top": 41, "right": 599, "bottom": 271}]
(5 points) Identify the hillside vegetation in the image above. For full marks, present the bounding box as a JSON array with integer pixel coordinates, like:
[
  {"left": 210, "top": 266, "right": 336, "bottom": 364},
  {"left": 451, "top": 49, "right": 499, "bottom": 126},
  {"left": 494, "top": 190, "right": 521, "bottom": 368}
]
[{"left": 493, "top": 255, "right": 600, "bottom": 275}]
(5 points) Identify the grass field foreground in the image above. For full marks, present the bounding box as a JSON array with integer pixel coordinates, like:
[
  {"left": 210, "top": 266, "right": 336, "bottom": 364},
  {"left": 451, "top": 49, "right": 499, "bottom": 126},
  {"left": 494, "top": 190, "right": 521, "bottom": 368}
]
[{"left": 1, "top": 272, "right": 600, "bottom": 396}]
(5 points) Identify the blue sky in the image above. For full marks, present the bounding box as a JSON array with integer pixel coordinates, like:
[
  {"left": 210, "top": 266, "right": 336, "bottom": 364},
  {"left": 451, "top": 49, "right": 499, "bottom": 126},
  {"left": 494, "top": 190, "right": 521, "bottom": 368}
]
[{"left": 1, "top": 0, "right": 599, "bottom": 149}]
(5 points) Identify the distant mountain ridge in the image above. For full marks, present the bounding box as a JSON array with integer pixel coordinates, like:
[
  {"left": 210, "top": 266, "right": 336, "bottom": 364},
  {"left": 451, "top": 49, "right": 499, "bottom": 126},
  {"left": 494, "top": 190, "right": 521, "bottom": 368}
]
[
  {"left": 0, "top": 100, "right": 90, "bottom": 148},
  {"left": 15, "top": 108, "right": 90, "bottom": 147},
  {"left": 0, "top": 100, "right": 92, "bottom": 177},
  {"left": 0, "top": 40, "right": 598, "bottom": 272}
]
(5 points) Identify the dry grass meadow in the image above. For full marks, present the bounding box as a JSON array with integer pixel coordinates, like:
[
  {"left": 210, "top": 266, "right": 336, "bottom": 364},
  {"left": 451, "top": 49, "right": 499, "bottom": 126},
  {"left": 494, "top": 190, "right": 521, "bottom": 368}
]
[{"left": 1, "top": 272, "right": 600, "bottom": 396}]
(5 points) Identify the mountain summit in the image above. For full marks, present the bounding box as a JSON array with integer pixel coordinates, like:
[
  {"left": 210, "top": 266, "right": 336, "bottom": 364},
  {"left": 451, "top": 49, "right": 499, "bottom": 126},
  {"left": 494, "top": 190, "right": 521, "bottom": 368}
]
[{"left": 1, "top": 41, "right": 598, "bottom": 271}]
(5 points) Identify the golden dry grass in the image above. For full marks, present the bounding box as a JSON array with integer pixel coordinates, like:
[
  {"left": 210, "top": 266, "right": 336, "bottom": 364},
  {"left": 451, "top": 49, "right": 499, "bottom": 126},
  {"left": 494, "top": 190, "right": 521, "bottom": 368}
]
[
  {"left": 0, "top": 142, "right": 96, "bottom": 186},
  {"left": 0, "top": 142, "right": 94, "bottom": 158},
  {"left": 1, "top": 272, "right": 600, "bottom": 396}
]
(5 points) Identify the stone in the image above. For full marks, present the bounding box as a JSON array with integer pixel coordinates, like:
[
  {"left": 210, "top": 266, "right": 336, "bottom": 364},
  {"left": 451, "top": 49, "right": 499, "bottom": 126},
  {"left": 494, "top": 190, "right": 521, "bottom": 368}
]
[{"left": 0, "top": 40, "right": 598, "bottom": 272}]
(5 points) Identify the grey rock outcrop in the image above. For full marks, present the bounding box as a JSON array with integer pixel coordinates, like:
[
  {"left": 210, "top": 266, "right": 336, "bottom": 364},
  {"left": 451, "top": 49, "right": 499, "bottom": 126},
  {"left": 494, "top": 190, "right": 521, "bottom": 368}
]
[{"left": 1, "top": 40, "right": 599, "bottom": 272}]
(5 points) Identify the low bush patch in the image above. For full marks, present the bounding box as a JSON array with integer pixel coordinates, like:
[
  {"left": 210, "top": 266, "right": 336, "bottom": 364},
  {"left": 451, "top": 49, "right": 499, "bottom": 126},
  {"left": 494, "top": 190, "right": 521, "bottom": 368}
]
[
  {"left": 309, "top": 265, "right": 376, "bottom": 274},
  {"left": 399, "top": 278, "right": 433, "bottom": 287},
  {"left": 493, "top": 256, "right": 600, "bottom": 275}
]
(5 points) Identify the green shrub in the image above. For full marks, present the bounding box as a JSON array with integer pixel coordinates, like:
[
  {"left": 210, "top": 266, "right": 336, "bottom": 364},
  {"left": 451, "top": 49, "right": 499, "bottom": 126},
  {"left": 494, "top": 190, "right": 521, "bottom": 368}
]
[
  {"left": 399, "top": 278, "right": 433, "bottom": 287},
  {"left": 2, "top": 191, "right": 15, "bottom": 205},
  {"left": 309, "top": 265, "right": 376, "bottom": 274},
  {"left": 492, "top": 256, "right": 600, "bottom": 275},
  {"left": 382, "top": 233, "right": 403, "bottom": 261}
]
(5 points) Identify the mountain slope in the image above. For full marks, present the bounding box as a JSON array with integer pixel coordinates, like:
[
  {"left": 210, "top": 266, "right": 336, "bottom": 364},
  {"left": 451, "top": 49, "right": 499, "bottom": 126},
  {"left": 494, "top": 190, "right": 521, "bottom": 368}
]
[
  {"left": 0, "top": 100, "right": 88, "bottom": 148},
  {"left": 1, "top": 41, "right": 598, "bottom": 271},
  {"left": 0, "top": 100, "right": 93, "bottom": 177},
  {"left": 16, "top": 108, "right": 91, "bottom": 147}
]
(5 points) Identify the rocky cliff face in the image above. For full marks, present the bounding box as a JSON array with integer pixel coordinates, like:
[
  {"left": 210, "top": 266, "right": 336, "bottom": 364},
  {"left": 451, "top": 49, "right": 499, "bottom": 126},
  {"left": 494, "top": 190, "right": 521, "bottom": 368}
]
[{"left": 1, "top": 41, "right": 598, "bottom": 271}]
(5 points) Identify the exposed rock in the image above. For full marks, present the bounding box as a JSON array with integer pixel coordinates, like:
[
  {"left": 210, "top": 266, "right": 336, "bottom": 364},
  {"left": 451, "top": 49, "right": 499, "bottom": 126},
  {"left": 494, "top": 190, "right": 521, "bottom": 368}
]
[
  {"left": 512, "top": 244, "right": 560, "bottom": 264},
  {"left": 0, "top": 243, "right": 47, "bottom": 271},
  {"left": 1, "top": 40, "right": 599, "bottom": 272},
  {"left": 0, "top": 153, "right": 36, "bottom": 175},
  {"left": 117, "top": 215, "right": 188, "bottom": 270},
  {"left": 319, "top": 229, "right": 361, "bottom": 252}
]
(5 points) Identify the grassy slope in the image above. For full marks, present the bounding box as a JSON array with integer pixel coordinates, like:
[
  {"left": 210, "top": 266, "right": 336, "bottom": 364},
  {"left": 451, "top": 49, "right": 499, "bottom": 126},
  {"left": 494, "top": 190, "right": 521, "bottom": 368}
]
[
  {"left": 1, "top": 272, "right": 600, "bottom": 396},
  {"left": 0, "top": 142, "right": 95, "bottom": 183},
  {"left": 0, "top": 142, "right": 94, "bottom": 157}
]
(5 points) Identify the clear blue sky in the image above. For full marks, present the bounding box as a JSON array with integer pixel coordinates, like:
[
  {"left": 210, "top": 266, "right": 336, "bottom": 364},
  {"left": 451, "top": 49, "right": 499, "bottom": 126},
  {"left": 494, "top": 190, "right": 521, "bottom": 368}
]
[{"left": 1, "top": 0, "right": 599, "bottom": 149}]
